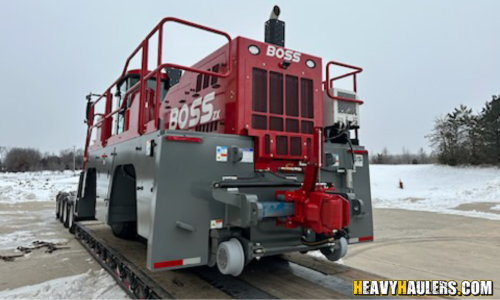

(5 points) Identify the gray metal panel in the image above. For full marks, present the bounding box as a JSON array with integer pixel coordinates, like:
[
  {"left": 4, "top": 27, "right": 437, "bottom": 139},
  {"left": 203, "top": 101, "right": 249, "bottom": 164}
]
[
  {"left": 321, "top": 143, "right": 374, "bottom": 241},
  {"left": 86, "top": 132, "right": 161, "bottom": 238},
  {"left": 147, "top": 131, "right": 255, "bottom": 271}
]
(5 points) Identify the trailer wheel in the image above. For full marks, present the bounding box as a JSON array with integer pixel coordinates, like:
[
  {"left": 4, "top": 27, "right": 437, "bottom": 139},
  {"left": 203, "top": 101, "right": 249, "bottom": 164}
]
[
  {"left": 320, "top": 237, "right": 348, "bottom": 262},
  {"left": 58, "top": 194, "right": 67, "bottom": 223},
  {"left": 68, "top": 203, "right": 76, "bottom": 234},
  {"left": 62, "top": 200, "right": 69, "bottom": 228},
  {"left": 111, "top": 222, "right": 137, "bottom": 240},
  {"left": 55, "top": 197, "right": 61, "bottom": 219},
  {"left": 216, "top": 238, "right": 245, "bottom": 276}
]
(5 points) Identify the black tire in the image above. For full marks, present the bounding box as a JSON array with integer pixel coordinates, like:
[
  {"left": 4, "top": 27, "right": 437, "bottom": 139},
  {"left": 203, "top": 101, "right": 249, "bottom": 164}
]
[
  {"left": 58, "top": 193, "right": 68, "bottom": 223},
  {"left": 63, "top": 200, "right": 69, "bottom": 228},
  {"left": 55, "top": 198, "right": 61, "bottom": 219},
  {"left": 111, "top": 222, "right": 137, "bottom": 240},
  {"left": 59, "top": 202, "right": 65, "bottom": 222},
  {"left": 68, "top": 203, "right": 76, "bottom": 234}
]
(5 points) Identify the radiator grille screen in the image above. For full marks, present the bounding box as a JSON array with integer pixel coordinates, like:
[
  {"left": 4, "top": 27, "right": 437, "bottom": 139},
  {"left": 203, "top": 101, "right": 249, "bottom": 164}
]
[
  {"left": 337, "top": 91, "right": 356, "bottom": 100},
  {"left": 286, "top": 75, "right": 299, "bottom": 117},
  {"left": 252, "top": 68, "right": 267, "bottom": 112},
  {"left": 338, "top": 101, "right": 357, "bottom": 115},
  {"left": 195, "top": 121, "right": 219, "bottom": 132},
  {"left": 251, "top": 67, "right": 315, "bottom": 158},
  {"left": 270, "top": 72, "right": 283, "bottom": 114},
  {"left": 300, "top": 78, "right": 314, "bottom": 118}
]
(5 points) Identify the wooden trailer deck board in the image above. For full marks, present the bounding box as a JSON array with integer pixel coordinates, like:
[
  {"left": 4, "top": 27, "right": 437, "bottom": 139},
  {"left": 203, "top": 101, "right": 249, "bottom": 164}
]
[
  {"left": 78, "top": 221, "right": 231, "bottom": 299},
  {"left": 78, "top": 221, "right": 383, "bottom": 299}
]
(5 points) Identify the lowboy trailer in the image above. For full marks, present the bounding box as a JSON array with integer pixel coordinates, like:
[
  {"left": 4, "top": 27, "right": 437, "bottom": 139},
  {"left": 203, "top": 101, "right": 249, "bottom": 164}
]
[{"left": 56, "top": 6, "right": 373, "bottom": 279}]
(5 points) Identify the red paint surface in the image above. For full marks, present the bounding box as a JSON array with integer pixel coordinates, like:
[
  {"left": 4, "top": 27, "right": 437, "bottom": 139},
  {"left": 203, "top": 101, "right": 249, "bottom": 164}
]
[
  {"left": 153, "top": 259, "right": 183, "bottom": 269},
  {"left": 359, "top": 236, "right": 374, "bottom": 242},
  {"left": 165, "top": 136, "right": 203, "bottom": 143},
  {"left": 348, "top": 149, "right": 368, "bottom": 155}
]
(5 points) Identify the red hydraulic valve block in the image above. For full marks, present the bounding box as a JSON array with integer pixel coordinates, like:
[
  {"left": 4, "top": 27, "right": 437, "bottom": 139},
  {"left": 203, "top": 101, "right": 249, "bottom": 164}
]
[
  {"left": 274, "top": 127, "right": 350, "bottom": 235},
  {"left": 275, "top": 189, "right": 350, "bottom": 235}
]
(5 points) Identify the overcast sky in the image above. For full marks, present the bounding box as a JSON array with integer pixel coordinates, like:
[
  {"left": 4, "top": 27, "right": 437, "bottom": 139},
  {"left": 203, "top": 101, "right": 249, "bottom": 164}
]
[{"left": 0, "top": 0, "right": 499, "bottom": 154}]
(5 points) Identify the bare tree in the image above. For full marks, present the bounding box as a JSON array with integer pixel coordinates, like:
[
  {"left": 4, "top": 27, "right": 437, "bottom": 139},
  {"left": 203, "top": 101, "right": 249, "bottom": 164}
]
[
  {"left": 371, "top": 147, "right": 434, "bottom": 165},
  {"left": 4, "top": 148, "right": 42, "bottom": 172},
  {"left": 59, "top": 148, "right": 84, "bottom": 170},
  {"left": 0, "top": 146, "right": 7, "bottom": 171}
]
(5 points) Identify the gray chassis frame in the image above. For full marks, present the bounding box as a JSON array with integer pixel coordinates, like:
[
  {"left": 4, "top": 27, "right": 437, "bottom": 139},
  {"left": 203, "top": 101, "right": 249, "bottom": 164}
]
[{"left": 75, "top": 130, "right": 373, "bottom": 271}]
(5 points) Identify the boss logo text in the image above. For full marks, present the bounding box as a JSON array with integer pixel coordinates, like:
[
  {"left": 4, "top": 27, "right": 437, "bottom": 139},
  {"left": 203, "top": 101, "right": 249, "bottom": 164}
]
[
  {"left": 169, "top": 91, "right": 220, "bottom": 129},
  {"left": 266, "top": 45, "right": 301, "bottom": 62}
]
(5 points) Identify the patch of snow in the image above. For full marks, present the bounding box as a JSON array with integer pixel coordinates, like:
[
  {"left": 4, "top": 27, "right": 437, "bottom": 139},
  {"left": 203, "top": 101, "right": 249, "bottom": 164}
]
[
  {"left": 0, "top": 269, "right": 129, "bottom": 299},
  {"left": 307, "top": 250, "right": 344, "bottom": 265},
  {"left": 0, "top": 171, "right": 79, "bottom": 204},
  {"left": 371, "top": 164, "right": 500, "bottom": 220},
  {"left": 85, "top": 257, "right": 95, "bottom": 264},
  {"left": 0, "top": 230, "right": 37, "bottom": 250},
  {"left": 491, "top": 204, "right": 500, "bottom": 211}
]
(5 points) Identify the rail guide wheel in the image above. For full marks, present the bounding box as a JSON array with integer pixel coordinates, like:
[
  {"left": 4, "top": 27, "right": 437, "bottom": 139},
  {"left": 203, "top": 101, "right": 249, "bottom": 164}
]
[
  {"left": 216, "top": 238, "right": 245, "bottom": 276},
  {"left": 320, "top": 237, "right": 348, "bottom": 262}
]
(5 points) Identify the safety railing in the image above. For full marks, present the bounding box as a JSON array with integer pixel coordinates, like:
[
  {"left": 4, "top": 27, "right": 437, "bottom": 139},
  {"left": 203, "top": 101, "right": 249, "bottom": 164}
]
[
  {"left": 83, "top": 17, "right": 233, "bottom": 167},
  {"left": 323, "top": 60, "right": 363, "bottom": 104}
]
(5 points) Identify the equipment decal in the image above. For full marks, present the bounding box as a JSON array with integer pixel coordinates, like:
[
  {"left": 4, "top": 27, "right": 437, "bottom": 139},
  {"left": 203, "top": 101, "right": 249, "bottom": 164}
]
[
  {"left": 210, "top": 219, "right": 223, "bottom": 229},
  {"left": 332, "top": 153, "right": 340, "bottom": 167},
  {"left": 354, "top": 154, "right": 364, "bottom": 167},
  {"left": 216, "top": 146, "right": 228, "bottom": 162},
  {"left": 241, "top": 148, "right": 254, "bottom": 163}
]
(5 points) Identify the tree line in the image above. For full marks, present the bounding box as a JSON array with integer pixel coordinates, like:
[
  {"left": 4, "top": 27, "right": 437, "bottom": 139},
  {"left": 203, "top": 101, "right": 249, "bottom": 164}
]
[
  {"left": 370, "top": 147, "right": 435, "bottom": 165},
  {"left": 427, "top": 95, "right": 500, "bottom": 166},
  {"left": 0, "top": 147, "right": 84, "bottom": 172}
]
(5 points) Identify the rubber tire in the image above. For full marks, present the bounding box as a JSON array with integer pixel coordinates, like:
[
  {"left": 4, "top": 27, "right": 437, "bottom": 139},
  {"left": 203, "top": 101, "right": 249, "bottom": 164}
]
[
  {"left": 58, "top": 193, "right": 68, "bottom": 223},
  {"left": 55, "top": 198, "right": 61, "bottom": 219},
  {"left": 111, "top": 222, "right": 137, "bottom": 240},
  {"left": 63, "top": 200, "right": 70, "bottom": 228},
  {"left": 320, "top": 237, "right": 348, "bottom": 262},
  {"left": 216, "top": 238, "right": 245, "bottom": 276},
  {"left": 68, "top": 203, "right": 76, "bottom": 234},
  {"left": 58, "top": 199, "right": 65, "bottom": 223}
]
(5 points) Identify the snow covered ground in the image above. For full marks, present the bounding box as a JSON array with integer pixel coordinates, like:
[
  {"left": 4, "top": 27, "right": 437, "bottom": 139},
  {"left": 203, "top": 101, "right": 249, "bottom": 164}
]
[
  {"left": 370, "top": 164, "right": 500, "bottom": 220},
  {"left": 0, "top": 270, "right": 127, "bottom": 299},
  {"left": 0, "top": 171, "right": 127, "bottom": 299},
  {"left": 0, "top": 171, "right": 79, "bottom": 203}
]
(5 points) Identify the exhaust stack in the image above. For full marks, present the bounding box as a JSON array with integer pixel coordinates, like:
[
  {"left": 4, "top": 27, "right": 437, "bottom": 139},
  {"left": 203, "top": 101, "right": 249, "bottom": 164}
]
[{"left": 265, "top": 5, "right": 285, "bottom": 47}]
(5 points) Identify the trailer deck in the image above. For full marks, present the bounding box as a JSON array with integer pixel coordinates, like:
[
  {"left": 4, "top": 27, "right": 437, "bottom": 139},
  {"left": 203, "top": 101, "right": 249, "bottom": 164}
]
[{"left": 74, "top": 221, "right": 383, "bottom": 299}]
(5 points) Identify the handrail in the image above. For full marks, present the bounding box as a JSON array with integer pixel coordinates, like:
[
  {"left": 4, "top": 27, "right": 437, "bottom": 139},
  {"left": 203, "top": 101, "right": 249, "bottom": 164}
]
[
  {"left": 89, "top": 17, "right": 233, "bottom": 108},
  {"left": 124, "top": 17, "right": 233, "bottom": 79},
  {"left": 83, "top": 17, "right": 233, "bottom": 167},
  {"left": 323, "top": 60, "right": 363, "bottom": 104}
]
